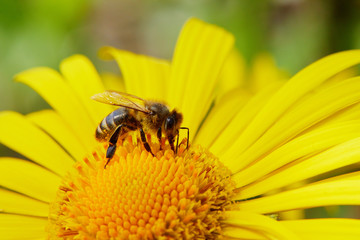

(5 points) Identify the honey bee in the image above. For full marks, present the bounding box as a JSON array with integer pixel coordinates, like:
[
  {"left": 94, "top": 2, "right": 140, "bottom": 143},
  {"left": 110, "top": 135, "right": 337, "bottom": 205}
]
[{"left": 92, "top": 91, "right": 189, "bottom": 168}]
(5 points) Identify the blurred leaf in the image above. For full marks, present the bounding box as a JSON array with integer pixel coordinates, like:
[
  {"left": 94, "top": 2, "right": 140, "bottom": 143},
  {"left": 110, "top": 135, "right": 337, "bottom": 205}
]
[
  {"left": 269, "top": 1, "right": 331, "bottom": 74},
  {"left": 205, "top": 0, "right": 270, "bottom": 62},
  {"left": 0, "top": 0, "right": 92, "bottom": 114},
  {"left": 0, "top": 1, "right": 27, "bottom": 29},
  {"left": 28, "top": 0, "right": 90, "bottom": 27}
]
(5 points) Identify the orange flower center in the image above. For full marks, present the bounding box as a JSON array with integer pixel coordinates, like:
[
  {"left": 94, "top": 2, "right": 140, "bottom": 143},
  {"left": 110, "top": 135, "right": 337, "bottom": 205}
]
[{"left": 47, "top": 136, "right": 235, "bottom": 239}]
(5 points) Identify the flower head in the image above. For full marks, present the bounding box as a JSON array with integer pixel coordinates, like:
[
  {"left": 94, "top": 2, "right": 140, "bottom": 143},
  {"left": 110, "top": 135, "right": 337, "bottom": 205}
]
[
  {"left": 1, "top": 18, "right": 360, "bottom": 239},
  {"left": 47, "top": 139, "right": 236, "bottom": 239}
]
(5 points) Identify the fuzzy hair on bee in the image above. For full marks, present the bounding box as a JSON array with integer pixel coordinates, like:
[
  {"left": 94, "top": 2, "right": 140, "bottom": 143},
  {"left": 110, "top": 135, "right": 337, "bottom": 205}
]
[{"left": 92, "top": 91, "right": 189, "bottom": 168}]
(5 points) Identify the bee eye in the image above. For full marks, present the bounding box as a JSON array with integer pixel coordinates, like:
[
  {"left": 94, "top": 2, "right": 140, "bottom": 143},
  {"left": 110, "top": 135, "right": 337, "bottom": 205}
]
[{"left": 165, "top": 117, "right": 175, "bottom": 130}]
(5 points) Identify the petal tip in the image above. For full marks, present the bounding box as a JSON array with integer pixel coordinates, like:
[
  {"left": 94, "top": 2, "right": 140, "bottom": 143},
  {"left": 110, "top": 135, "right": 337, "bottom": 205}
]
[
  {"left": 98, "top": 46, "right": 117, "bottom": 60},
  {"left": 13, "top": 67, "right": 58, "bottom": 83},
  {"left": 60, "top": 54, "right": 90, "bottom": 69},
  {"left": 183, "top": 17, "right": 235, "bottom": 45}
]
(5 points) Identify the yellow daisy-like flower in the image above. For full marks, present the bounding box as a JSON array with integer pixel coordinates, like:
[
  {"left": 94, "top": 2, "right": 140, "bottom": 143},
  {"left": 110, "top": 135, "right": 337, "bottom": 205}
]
[{"left": 2, "top": 18, "right": 360, "bottom": 239}]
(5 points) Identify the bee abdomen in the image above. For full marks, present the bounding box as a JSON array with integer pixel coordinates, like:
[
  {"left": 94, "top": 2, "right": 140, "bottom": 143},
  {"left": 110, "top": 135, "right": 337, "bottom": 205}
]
[{"left": 95, "top": 108, "right": 128, "bottom": 141}]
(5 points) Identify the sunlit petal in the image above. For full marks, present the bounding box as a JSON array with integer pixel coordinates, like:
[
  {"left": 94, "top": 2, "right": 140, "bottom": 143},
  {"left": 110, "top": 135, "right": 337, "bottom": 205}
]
[
  {"left": 99, "top": 47, "right": 170, "bottom": 101},
  {"left": 217, "top": 49, "right": 246, "bottom": 96},
  {"left": 211, "top": 81, "right": 283, "bottom": 156},
  {"left": 223, "top": 211, "right": 300, "bottom": 240},
  {"left": 27, "top": 110, "right": 88, "bottom": 161},
  {"left": 0, "top": 189, "right": 49, "bottom": 217},
  {"left": 168, "top": 18, "right": 235, "bottom": 137},
  {"left": 223, "top": 59, "right": 360, "bottom": 171},
  {"left": 60, "top": 54, "right": 112, "bottom": 123},
  {"left": 249, "top": 53, "right": 288, "bottom": 92},
  {"left": 233, "top": 121, "right": 360, "bottom": 188},
  {"left": 239, "top": 137, "right": 360, "bottom": 199},
  {"left": 0, "top": 214, "right": 47, "bottom": 240},
  {"left": 15, "top": 67, "right": 97, "bottom": 150},
  {"left": 239, "top": 180, "right": 360, "bottom": 213},
  {"left": 100, "top": 73, "right": 125, "bottom": 92},
  {"left": 0, "top": 158, "right": 61, "bottom": 203},
  {"left": 281, "top": 218, "right": 360, "bottom": 240},
  {"left": 194, "top": 88, "right": 251, "bottom": 148},
  {"left": 0, "top": 112, "right": 73, "bottom": 175}
]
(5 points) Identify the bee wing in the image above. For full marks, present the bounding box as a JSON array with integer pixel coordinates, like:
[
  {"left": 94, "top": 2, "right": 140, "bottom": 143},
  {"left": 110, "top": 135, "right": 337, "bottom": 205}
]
[{"left": 91, "top": 90, "right": 151, "bottom": 114}]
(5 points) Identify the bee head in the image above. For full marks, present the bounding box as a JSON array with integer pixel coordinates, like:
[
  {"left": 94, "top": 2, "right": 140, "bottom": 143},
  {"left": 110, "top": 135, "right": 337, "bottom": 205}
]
[{"left": 164, "top": 110, "right": 183, "bottom": 136}]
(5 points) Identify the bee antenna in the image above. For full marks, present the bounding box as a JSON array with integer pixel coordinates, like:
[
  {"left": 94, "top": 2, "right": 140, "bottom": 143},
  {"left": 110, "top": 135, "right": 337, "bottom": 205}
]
[{"left": 180, "top": 127, "right": 189, "bottom": 150}]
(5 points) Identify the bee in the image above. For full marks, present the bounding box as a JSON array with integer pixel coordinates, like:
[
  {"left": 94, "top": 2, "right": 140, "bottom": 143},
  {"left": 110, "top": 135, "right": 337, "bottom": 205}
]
[{"left": 92, "top": 91, "right": 189, "bottom": 168}]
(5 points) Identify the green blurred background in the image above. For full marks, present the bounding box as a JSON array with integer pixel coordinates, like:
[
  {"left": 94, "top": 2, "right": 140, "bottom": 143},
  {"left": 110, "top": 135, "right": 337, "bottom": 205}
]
[
  {"left": 2, "top": 0, "right": 360, "bottom": 114},
  {"left": 1, "top": 0, "right": 360, "bottom": 218}
]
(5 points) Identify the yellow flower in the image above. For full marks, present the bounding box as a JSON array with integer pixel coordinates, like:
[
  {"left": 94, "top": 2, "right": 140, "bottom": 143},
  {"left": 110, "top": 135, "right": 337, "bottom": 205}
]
[{"left": 1, "top": 18, "right": 360, "bottom": 239}]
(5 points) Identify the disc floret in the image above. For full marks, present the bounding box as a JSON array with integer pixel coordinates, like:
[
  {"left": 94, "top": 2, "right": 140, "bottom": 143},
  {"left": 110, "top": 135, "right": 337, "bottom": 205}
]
[{"left": 47, "top": 136, "right": 235, "bottom": 239}]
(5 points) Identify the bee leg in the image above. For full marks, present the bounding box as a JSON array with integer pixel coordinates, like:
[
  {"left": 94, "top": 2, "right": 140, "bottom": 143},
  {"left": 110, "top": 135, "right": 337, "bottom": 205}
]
[
  {"left": 157, "top": 128, "right": 162, "bottom": 150},
  {"left": 168, "top": 135, "right": 175, "bottom": 153},
  {"left": 140, "top": 128, "right": 154, "bottom": 156},
  {"left": 104, "top": 124, "right": 124, "bottom": 168}
]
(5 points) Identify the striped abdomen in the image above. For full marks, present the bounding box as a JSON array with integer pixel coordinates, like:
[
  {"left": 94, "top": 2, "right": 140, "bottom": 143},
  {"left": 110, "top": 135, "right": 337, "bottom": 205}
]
[{"left": 95, "top": 108, "right": 129, "bottom": 141}]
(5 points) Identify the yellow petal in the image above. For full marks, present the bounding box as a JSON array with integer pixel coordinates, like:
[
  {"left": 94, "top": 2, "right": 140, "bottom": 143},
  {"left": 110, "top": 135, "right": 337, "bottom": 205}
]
[
  {"left": 15, "top": 67, "right": 97, "bottom": 151},
  {"left": 0, "top": 158, "right": 61, "bottom": 203},
  {"left": 101, "top": 73, "right": 125, "bottom": 92},
  {"left": 168, "top": 18, "right": 235, "bottom": 137},
  {"left": 0, "top": 189, "right": 49, "bottom": 217},
  {"left": 223, "top": 226, "right": 268, "bottom": 240},
  {"left": 194, "top": 88, "right": 251, "bottom": 148},
  {"left": 249, "top": 53, "right": 288, "bottom": 92},
  {"left": 223, "top": 211, "right": 300, "bottom": 240},
  {"left": 233, "top": 120, "right": 360, "bottom": 188},
  {"left": 0, "top": 111, "right": 73, "bottom": 176},
  {"left": 211, "top": 81, "right": 283, "bottom": 156},
  {"left": 281, "top": 218, "right": 360, "bottom": 240},
  {"left": 223, "top": 74, "right": 360, "bottom": 172},
  {"left": 27, "top": 110, "right": 88, "bottom": 161},
  {"left": 217, "top": 49, "right": 246, "bottom": 96},
  {"left": 327, "top": 66, "right": 358, "bottom": 84},
  {"left": 99, "top": 47, "right": 170, "bottom": 101},
  {"left": 314, "top": 170, "right": 360, "bottom": 183},
  {"left": 238, "top": 137, "right": 360, "bottom": 199},
  {"left": 0, "top": 214, "right": 46, "bottom": 239},
  {"left": 322, "top": 101, "right": 360, "bottom": 125},
  {"left": 60, "top": 54, "right": 113, "bottom": 124},
  {"left": 278, "top": 209, "right": 305, "bottom": 221},
  {"left": 221, "top": 50, "right": 360, "bottom": 170},
  {"left": 239, "top": 179, "right": 360, "bottom": 214}
]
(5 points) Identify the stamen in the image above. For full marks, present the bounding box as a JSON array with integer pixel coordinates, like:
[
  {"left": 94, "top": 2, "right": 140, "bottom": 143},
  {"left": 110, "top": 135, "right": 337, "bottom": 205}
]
[{"left": 47, "top": 136, "right": 235, "bottom": 239}]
